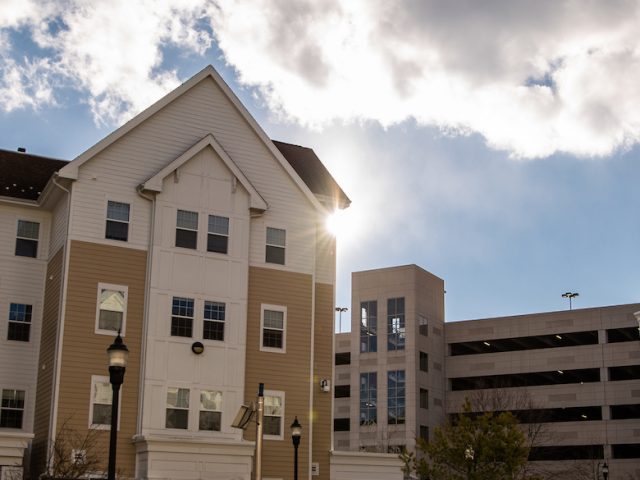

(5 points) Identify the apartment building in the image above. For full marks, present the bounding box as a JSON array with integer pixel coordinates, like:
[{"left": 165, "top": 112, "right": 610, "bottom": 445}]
[
  {"left": 334, "top": 264, "right": 640, "bottom": 479},
  {"left": 0, "top": 65, "right": 349, "bottom": 480}
]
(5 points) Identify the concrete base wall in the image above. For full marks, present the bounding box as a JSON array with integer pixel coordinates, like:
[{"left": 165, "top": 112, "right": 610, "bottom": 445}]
[
  {"left": 134, "top": 435, "right": 254, "bottom": 480},
  {"left": 329, "top": 450, "right": 403, "bottom": 480}
]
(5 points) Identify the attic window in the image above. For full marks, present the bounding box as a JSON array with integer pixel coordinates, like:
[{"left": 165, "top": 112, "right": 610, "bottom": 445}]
[
  {"left": 176, "top": 210, "right": 198, "bottom": 249},
  {"left": 265, "top": 227, "right": 285, "bottom": 265},
  {"left": 105, "top": 201, "right": 130, "bottom": 242},
  {"left": 15, "top": 220, "right": 39, "bottom": 258}
]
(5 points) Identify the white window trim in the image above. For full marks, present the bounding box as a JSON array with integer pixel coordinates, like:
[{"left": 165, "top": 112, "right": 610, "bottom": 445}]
[
  {"left": 260, "top": 304, "right": 287, "bottom": 354},
  {"left": 88, "top": 375, "right": 119, "bottom": 430},
  {"left": 165, "top": 386, "right": 191, "bottom": 430},
  {"left": 176, "top": 209, "right": 199, "bottom": 249},
  {"left": 94, "top": 283, "right": 128, "bottom": 336},
  {"left": 265, "top": 226, "right": 286, "bottom": 265},
  {"left": 104, "top": 199, "right": 132, "bottom": 242},
  {"left": 7, "top": 301, "right": 33, "bottom": 342},
  {"left": 263, "top": 389, "right": 285, "bottom": 441},
  {"left": 198, "top": 389, "right": 223, "bottom": 432},
  {"left": 0, "top": 387, "right": 26, "bottom": 430},
  {"left": 15, "top": 218, "right": 40, "bottom": 258}
]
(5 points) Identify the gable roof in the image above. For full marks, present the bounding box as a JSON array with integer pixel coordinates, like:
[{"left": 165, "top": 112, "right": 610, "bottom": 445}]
[
  {"left": 57, "top": 65, "right": 343, "bottom": 212},
  {"left": 273, "top": 141, "right": 350, "bottom": 209},
  {"left": 0, "top": 149, "right": 68, "bottom": 200},
  {"left": 141, "top": 134, "right": 267, "bottom": 212}
]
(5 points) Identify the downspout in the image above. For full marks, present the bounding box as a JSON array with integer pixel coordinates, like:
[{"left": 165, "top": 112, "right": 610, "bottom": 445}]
[
  {"left": 308, "top": 220, "right": 319, "bottom": 480},
  {"left": 49, "top": 173, "right": 72, "bottom": 474},
  {"left": 135, "top": 185, "right": 156, "bottom": 438}
]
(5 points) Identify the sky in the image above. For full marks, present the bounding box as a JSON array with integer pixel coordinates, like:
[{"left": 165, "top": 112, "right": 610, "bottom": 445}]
[{"left": 1, "top": 0, "right": 639, "bottom": 327}]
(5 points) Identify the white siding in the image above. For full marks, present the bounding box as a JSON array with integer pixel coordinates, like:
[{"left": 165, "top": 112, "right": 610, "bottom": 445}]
[
  {"left": 0, "top": 204, "right": 50, "bottom": 433},
  {"left": 49, "top": 194, "right": 68, "bottom": 257},
  {"left": 69, "top": 77, "right": 320, "bottom": 274},
  {"left": 142, "top": 146, "right": 251, "bottom": 441}
]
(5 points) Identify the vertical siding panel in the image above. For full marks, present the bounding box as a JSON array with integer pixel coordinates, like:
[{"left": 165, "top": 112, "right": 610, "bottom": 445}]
[
  {"left": 313, "top": 283, "right": 334, "bottom": 480},
  {"left": 31, "top": 247, "right": 63, "bottom": 478}
]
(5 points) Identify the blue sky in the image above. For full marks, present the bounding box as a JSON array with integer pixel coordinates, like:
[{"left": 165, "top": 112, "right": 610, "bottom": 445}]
[{"left": 1, "top": 1, "right": 639, "bottom": 325}]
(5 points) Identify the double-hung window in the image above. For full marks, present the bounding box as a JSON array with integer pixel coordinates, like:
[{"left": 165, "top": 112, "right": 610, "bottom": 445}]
[
  {"left": 96, "top": 285, "right": 127, "bottom": 334},
  {"left": 0, "top": 389, "right": 25, "bottom": 428},
  {"left": 203, "top": 301, "right": 225, "bottom": 341},
  {"left": 166, "top": 387, "right": 189, "bottom": 429},
  {"left": 171, "top": 297, "right": 194, "bottom": 337},
  {"left": 360, "top": 372, "right": 377, "bottom": 425},
  {"left": 387, "top": 370, "right": 405, "bottom": 425},
  {"left": 263, "top": 392, "right": 284, "bottom": 438},
  {"left": 199, "top": 390, "right": 222, "bottom": 431},
  {"left": 387, "top": 297, "right": 405, "bottom": 351},
  {"left": 360, "top": 301, "right": 377, "bottom": 353},
  {"left": 207, "top": 215, "right": 229, "bottom": 254},
  {"left": 176, "top": 210, "right": 198, "bottom": 249},
  {"left": 89, "top": 376, "right": 112, "bottom": 427},
  {"left": 8, "top": 303, "right": 32, "bottom": 341},
  {"left": 265, "top": 227, "right": 285, "bottom": 265},
  {"left": 15, "top": 220, "right": 39, "bottom": 258},
  {"left": 261, "top": 306, "right": 286, "bottom": 352},
  {"left": 105, "top": 201, "right": 130, "bottom": 241}
]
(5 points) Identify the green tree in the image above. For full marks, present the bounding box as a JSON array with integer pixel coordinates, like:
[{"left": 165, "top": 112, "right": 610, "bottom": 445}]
[{"left": 403, "top": 399, "right": 534, "bottom": 480}]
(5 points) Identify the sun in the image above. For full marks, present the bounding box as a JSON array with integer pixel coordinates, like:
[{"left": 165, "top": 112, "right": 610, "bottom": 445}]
[{"left": 326, "top": 209, "right": 349, "bottom": 237}]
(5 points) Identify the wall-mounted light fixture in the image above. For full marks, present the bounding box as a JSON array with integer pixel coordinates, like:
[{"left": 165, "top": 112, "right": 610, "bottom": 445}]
[{"left": 191, "top": 341, "right": 204, "bottom": 355}]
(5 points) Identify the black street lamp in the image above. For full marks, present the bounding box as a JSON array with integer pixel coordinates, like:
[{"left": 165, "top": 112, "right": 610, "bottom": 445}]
[
  {"left": 464, "top": 446, "right": 474, "bottom": 480},
  {"left": 290, "top": 416, "right": 302, "bottom": 480},
  {"left": 602, "top": 462, "right": 609, "bottom": 480},
  {"left": 107, "top": 332, "right": 129, "bottom": 480}
]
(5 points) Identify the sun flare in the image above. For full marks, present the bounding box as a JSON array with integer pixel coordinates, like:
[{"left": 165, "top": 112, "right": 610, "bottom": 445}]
[{"left": 326, "top": 209, "right": 349, "bottom": 237}]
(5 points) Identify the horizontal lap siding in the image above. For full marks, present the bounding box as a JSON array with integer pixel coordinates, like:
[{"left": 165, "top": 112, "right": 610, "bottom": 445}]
[
  {"left": 56, "top": 240, "right": 146, "bottom": 478},
  {"left": 70, "top": 77, "right": 317, "bottom": 273},
  {"left": 245, "top": 267, "right": 313, "bottom": 480},
  {"left": 31, "top": 247, "right": 63, "bottom": 478},
  {"left": 314, "top": 283, "right": 334, "bottom": 480}
]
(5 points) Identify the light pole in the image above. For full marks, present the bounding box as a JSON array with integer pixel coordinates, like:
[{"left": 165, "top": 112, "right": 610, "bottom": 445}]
[
  {"left": 290, "top": 416, "right": 302, "bottom": 480},
  {"left": 601, "top": 461, "right": 609, "bottom": 480},
  {"left": 562, "top": 292, "right": 579, "bottom": 310},
  {"left": 464, "top": 446, "right": 474, "bottom": 480},
  {"left": 335, "top": 307, "right": 348, "bottom": 332},
  {"left": 107, "top": 332, "right": 128, "bottom": 480}
]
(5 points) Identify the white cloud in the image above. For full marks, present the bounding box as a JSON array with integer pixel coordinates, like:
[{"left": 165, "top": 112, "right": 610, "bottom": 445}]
[
  {"left": 208, "top": 0, "right": 640, "bottom": 158},
  {"left": 0, "top": 0, "right": 214, "bottom": 124},
  {"left": 2, "top": 0, "right": 640, "bottom": 158}
]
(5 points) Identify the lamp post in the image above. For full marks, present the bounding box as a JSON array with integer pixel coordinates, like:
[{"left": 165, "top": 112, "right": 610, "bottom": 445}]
[
  {"left": 464, "top": 446, "right": 474, "bottom": 480},
  {"left": 561, "top": 292, "right": 579, "bottom": 310},
  {"left": 107, "top": 332, "right": 129, "bottom": 480},
  {"left": 290, "top": 416, "right": 302, "bottom": 480},
  {"left": 602, "top": 461, "right": 609, "bottom": 480}
]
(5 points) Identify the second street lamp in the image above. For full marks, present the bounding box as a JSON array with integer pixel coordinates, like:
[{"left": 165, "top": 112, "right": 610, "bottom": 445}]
[
  {"left": 290, "top": 417, "right": 302, "bottom": 480},
  {"left": 107, "top": 332, "right": 129, "bottom": 480}
]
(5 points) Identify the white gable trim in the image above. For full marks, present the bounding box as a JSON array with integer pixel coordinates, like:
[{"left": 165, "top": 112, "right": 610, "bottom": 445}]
[
  {"left": 57, "top": 65, "right": 325, "bottom": 212},
  {"left": 140, "top": 134, "right": 267, "bottom": 212}
]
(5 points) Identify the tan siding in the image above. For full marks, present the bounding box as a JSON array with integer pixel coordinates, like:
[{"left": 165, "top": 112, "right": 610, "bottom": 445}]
[
  {"left": 244, "top": 267, "right": 313, "bottom": 480},
  {"left": 32, "top": 247, "right": 63, "bottom": 478},
  {"left": 313, "top": 282, "right": 334, "bottom": 480},
  {"left": 55, "top": 240, "right": 146, "bottom": 478}
]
